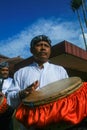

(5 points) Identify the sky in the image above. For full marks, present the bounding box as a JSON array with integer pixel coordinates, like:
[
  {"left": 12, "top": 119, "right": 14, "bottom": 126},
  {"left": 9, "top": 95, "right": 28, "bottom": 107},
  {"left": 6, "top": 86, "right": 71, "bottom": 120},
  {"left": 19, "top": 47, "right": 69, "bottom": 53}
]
[{"left": 0, "top": 0, "right": 87, "bottom": 59}]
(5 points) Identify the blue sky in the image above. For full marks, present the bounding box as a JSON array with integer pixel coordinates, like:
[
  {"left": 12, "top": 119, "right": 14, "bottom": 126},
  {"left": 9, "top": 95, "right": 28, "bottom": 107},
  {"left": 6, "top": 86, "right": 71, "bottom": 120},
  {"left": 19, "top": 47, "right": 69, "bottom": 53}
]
[{"left": 0, "top": 0, "right": 87, "bottom": 58}]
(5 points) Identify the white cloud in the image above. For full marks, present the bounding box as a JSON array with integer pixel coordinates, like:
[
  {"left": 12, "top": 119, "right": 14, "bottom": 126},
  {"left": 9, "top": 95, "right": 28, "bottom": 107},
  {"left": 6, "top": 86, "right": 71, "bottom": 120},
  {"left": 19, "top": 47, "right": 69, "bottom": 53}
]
[{"left": 0, "top": 18, "right": 86, "bottom": 58}]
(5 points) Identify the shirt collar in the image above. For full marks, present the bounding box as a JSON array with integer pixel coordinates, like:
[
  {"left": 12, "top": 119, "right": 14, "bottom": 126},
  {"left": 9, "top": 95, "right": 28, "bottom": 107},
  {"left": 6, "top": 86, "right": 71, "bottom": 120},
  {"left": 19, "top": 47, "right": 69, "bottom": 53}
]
[{"left": 32, "top": 61, "right": 49, "bottom": 69}]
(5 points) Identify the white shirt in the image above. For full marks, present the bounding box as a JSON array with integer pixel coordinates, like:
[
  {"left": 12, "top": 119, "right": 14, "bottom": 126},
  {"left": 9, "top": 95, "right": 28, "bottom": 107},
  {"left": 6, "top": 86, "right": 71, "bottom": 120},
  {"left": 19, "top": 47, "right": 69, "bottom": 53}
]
[
  {"left": 7, "top": 62, "right": 68, "bottom": 108},
  {"left": 7, "top": 62, "right": 68, "bottom": 130},
  {"left": 1, "top": 77, "right": 13, "bottom": 95}
]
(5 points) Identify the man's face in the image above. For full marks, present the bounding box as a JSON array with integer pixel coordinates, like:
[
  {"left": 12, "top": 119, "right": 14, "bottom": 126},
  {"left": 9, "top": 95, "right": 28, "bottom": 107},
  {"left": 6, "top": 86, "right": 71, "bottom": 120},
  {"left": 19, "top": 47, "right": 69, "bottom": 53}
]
[
  {"left": 0, "top": 67, "right": 9, "bottom": 79},
  {"left": 31, "top": 41, "right": 51, "bottom": 62}
]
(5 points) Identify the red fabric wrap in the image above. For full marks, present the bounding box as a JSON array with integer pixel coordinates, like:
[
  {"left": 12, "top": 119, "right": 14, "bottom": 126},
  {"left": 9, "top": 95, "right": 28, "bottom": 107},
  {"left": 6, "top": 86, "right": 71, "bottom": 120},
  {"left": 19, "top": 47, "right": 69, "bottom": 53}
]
[
  {"left": 0, "top": 96, "right": 8, "bottom": 114},
  {"left": 15, "top": 82, "right": 87, "bottom": 128}
]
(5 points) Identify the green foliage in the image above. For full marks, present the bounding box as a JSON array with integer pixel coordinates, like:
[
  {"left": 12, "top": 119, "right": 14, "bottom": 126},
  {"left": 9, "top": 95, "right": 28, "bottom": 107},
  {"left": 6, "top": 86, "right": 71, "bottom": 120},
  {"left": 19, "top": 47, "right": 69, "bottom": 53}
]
[{"left": 71, "top": 0, "right": 82, "bottom": 11}]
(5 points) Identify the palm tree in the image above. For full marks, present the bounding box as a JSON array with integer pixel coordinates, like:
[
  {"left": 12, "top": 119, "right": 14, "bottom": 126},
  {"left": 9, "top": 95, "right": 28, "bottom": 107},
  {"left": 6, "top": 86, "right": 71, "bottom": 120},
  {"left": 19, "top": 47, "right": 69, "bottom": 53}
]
[
  {"left": 71, "top": 0, "right": 87, "bottom": 50},
  {"left": 82, "top": 0, "right": 87, "bottom": 27}
]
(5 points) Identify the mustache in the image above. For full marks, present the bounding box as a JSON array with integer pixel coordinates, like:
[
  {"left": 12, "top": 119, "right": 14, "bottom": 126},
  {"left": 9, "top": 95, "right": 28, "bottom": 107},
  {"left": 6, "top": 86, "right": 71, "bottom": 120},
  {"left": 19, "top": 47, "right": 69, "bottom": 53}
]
[
  {"left": 39, "top": 51, "right": 47, "bottom": 54},
  {"left": 2, "top": 73, "right": 8, "bottom": 75}
]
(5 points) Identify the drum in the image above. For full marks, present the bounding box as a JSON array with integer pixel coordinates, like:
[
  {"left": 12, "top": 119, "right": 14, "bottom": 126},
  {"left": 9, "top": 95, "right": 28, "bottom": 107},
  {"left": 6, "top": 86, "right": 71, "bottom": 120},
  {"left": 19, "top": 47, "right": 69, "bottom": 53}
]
[
  {"left": 0, "top": 92, "right": 14, "bottom": 130},
  {"left": 23, "top": 76, "right": 82, "bottom": 107},
  {"left": 0, "top": 93, "right": 9, "bottom": 114},
  {"left": 15, "top": 77, "right": 87, "bottom": 129}
]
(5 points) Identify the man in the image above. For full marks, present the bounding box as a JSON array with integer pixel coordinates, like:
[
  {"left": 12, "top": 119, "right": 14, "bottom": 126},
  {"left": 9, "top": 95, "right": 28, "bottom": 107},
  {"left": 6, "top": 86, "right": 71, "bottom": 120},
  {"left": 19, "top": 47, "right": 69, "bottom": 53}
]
[
  {"left": 7, "top": 35, "right": 69, "bottom": 129},
  {"left": 0, "top": 62, "right": 12, "bottom": 94},
  {"left": 0, "top": 61, "right": 14, "bottom": 130}
]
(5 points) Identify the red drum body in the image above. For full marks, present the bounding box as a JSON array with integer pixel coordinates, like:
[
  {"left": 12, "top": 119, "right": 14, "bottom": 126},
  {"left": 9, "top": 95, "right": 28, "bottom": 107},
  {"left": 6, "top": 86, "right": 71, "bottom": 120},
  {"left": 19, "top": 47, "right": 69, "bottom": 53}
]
[
  {"left": 0, "top": 93, "right": 8, "bottom": 114},
  {"left": 0, "top": 93, "right": 14, "bottom": 130},
  {"left": 15, "top": 77, "right": 87, "bottom": 129}
]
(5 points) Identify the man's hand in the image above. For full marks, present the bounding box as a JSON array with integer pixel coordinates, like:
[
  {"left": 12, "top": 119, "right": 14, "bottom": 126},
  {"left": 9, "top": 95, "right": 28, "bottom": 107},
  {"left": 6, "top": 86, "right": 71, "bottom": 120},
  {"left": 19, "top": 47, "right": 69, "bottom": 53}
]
[
  {"left": 0, "top": 92, "right": 5, "bottom": 97},
  {"left": 0, "top": 92, "right": 5, "bottom": 103},
  {"left": 19, "top": 80, "right": 39, "bottom": 100}
]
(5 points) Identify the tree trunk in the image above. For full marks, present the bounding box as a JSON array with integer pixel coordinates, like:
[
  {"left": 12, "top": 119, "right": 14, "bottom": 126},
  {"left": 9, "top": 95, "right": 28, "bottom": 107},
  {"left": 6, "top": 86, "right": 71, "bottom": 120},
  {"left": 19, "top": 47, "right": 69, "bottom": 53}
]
[
  {"left": 82, "top": 0, "right": 87, "bottom": 27},
  {"left": 76, "top": 9, "right": 87, "bottom": 50}
]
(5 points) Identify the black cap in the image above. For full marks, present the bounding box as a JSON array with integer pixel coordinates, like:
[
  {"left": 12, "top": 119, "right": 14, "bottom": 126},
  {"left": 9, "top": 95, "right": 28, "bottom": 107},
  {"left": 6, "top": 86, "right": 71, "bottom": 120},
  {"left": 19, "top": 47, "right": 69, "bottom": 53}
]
[
  {"left": 30, "top": 35, "right": 51, "bottom": 48},
  {"left": 0, "top": 61, "right": 9, "bottom": 69}
]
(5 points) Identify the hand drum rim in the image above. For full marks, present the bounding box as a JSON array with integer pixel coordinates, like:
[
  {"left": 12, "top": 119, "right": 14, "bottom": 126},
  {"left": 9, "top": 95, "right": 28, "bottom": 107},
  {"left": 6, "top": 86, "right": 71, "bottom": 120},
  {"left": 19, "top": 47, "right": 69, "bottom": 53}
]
[{"left": 22, "top": 77, "right": 82, "bottom": 107}]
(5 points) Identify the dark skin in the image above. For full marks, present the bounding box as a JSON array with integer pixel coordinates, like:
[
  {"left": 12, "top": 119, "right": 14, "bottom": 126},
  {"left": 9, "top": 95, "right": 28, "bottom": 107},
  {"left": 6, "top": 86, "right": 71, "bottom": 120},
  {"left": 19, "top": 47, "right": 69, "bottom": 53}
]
[
  {"left": 19, "top": 41, "right": 51, "bottom": 99},
  {"left": 0, "top": 67, "right": 9, "bottom": 79},
  {"left": 0, "top": 67, "right": 9, "bottom": 96},
  {"left": 31, "top": 41, "right": 51, "bottom": 68}
]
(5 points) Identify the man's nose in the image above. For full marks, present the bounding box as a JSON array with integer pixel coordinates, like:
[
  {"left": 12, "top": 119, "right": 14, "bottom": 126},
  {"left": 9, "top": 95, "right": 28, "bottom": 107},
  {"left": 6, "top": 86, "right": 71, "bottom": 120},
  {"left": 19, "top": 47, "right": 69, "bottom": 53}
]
[{"left": 41, "top": 44, "right": 46, "bottom": 49}]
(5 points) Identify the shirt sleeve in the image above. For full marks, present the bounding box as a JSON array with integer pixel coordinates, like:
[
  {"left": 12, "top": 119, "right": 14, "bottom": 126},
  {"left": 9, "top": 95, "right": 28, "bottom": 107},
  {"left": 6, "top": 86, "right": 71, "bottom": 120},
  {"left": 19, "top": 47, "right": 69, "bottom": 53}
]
[
  {"left": 58, "top": 66, "right": 69, "bottom": 79},
  {"left": 6, "top": 71, "right": 21, "bottom": 109},
  {"left": 63, "top": 67, "right": 69, "bottom": 78}
]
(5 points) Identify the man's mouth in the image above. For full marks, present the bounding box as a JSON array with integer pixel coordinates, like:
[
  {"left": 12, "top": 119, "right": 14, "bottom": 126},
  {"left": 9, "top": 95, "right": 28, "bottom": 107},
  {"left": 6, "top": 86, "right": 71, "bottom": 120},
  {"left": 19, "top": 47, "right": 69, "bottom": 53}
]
[{"left": 39, "top": 52, "right": 47, "bottom": 55}]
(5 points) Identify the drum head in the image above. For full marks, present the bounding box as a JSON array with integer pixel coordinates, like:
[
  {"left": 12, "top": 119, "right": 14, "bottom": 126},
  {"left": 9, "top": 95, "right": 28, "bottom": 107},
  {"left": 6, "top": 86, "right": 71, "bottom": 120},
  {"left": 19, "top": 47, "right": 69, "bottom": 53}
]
[{"left": 22, "top": 77, "right": 82, "bottom": 107}]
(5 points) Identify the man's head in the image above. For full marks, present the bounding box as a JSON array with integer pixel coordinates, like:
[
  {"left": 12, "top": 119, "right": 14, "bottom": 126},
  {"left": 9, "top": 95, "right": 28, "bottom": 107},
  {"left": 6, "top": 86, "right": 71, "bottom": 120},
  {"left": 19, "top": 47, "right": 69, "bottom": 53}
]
[
  {"left": 0, "top": 62, "right": 9, "bottom": 79},
  {"left": 30, "top": 35, "right": 52, "bottom": 63},
  {"left": 30, "top": 35, "right": 51, "bottom": 49}
]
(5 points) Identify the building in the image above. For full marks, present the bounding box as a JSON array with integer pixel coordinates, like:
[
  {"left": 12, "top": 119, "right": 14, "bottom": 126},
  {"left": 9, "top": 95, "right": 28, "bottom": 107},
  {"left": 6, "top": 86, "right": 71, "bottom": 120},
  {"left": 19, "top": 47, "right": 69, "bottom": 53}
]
[
  {"left": 0, "top": 54, "right": 9, "bottom": 62},
  {"left": 14, "top": 40, "right": 87, "bottom": 81}
]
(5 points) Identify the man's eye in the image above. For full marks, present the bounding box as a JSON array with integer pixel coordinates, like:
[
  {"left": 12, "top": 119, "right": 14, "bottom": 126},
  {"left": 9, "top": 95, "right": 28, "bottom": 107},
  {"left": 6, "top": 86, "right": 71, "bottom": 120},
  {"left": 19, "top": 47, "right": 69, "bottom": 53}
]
[
  {"left": 36, "top": 44, "right": 40, "bottom": 46},
  {"left": 45, "top": 45, "right": 50, "bottom": 47}
]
